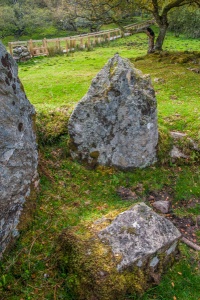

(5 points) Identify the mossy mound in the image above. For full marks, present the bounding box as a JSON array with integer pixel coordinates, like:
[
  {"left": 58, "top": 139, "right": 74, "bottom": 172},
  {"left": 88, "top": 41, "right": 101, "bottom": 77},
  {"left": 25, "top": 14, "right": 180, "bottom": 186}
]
[
  {"left": 58, "top": 225, "right": 147, "bottom": 300},
  {"left": 170, "top": 132, "right": 200, "bottom": 165},
  {"left": 57, "top": 204, "right": 181, "bottom": 300},
  {"left": 134, "top": 51, "right": 200, "bottom": 65},
  {"left": 156, "top": 126, "right": 200, "bottom": 166},
  {"left": 36, "top": 106, "right": 71, "bottom": 146},
  {"left": 157, "top": 125, "right": 173, "bottom": 165}
]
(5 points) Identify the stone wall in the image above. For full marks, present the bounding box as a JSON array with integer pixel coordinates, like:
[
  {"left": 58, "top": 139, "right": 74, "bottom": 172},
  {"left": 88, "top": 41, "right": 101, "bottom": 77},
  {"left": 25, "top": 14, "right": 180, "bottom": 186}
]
[
  {"left": 0, "top": 42, "right": 38, "bottom": 257},
  {"left": 13, "top": 46, "right": 31, "bottom": 62}
]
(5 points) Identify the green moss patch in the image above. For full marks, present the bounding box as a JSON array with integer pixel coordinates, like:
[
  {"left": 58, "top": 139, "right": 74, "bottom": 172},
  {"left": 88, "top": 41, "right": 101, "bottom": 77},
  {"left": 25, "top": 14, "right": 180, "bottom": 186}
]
[
  {"left": 36, "top": 106, "right": 71, "bottom": 145},
  {"left": 137, "top": 51, "right": 200, "bottom": 65},
  {"left": 157, "top": 125, "right": 173, "bottom": 165},
  {"left": 57, "top": 209, "right": 180, "bottom": 300}
]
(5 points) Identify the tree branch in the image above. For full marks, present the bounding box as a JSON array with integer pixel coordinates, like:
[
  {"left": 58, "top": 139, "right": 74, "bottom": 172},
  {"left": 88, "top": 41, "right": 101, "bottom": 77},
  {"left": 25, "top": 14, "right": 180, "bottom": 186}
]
[
  {"left": 162, "top": 0, "right": 196, "bottom": 15},
  {"left": 181, "top": 237, "right": 200, "bottom": 251}
]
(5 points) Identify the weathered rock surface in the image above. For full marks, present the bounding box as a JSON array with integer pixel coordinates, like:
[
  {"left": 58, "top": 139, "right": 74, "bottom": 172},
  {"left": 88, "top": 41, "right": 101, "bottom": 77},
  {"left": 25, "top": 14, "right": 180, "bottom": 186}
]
[
  {"left": 170, "top": 145, "right": 188, "bottom": 159},
  {"left": 59, "top": 203, "right": 181, "bottom": 300},
  {"left": 68, "top": 54, "right": 158, "bottom": 169},
  {"left": 12, "top": 46, "right": 31, "bottom": 62},
  {"left": 0, "top": 42, "right": 38, "bottom": 257},
  {"left": 169, "top": 131, "right": 200, "bottom": 163},
  {"left": 116, "top": 186, "right": 137, "bottom": 200},
  {"left": 152, "top": 200, "right": 171, "bottom": 214},
  {"left": 170, "top": 131, "right": 200, "bottom": 152},
  {"left": 98, "top": 203, "right": 181, "bottom": 271}
]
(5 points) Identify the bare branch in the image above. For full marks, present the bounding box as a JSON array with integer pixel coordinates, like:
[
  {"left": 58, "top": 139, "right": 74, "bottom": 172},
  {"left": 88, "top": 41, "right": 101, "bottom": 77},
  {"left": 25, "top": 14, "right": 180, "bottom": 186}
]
[{"left": 181, "top": 237, "right": 200, "bottom": 251}]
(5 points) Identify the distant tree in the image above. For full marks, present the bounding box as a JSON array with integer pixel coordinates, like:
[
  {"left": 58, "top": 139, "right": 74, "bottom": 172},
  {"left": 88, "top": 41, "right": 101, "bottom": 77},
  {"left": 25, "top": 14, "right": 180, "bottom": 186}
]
[
  {"left": 45, "top": 0, "right": 200, "bottom": 48},
  {"left": 33, "top": 0, "right": 48, "bottom": 8},
  {"left": 44, "top": 1, "right": 79, "bottom": 31},
  {"left": 43, "top": 0, "right": 136, "bottom": 32},
  {"left": 169, "top": 6, "right": 200, "bottom": 38},
  {"left": 0, "top": 6, "right": 16, "bottom": 38},
  {"left": 0, "top": 0, "right": 52, "bottom": 38},
  {"left": 132, "top": 0, "right": 200, "bottom": 50},
  {"left": 1, "top": 0, "right": 199, "bottom": 45}
]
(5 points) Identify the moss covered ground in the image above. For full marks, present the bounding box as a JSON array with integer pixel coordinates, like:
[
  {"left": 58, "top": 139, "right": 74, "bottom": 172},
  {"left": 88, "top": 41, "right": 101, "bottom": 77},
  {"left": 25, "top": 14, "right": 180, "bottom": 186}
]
[{"left": 0, "top": 28, "right": 200, "bottom": 299}]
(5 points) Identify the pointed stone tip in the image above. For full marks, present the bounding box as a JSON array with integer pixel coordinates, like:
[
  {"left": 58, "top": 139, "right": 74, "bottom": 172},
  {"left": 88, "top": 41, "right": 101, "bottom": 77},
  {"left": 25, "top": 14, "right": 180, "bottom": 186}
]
[
  {"left": 113, "top": 53, "right": 121, "bottom": 59},
  {"left": 109, "top": 53, "right": 125, "bottom": 66}
]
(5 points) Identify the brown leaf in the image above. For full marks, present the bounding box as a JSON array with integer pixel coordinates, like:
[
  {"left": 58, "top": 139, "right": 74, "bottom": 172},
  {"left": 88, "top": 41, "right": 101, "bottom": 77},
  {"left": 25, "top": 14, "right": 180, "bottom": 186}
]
[
  {"left": 84, "top": 190, "right": 90, "bottom": 195},
  {"left": 178, "top": 272, "right": 182, "bottom": 275}
]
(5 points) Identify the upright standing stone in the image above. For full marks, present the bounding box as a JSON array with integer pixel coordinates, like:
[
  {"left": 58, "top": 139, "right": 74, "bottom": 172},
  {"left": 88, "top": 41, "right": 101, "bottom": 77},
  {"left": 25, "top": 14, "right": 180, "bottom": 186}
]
[
  {"left": 0, "top": 42, "right": 38, "bottom": 257},
  {"left": 68, "top": 54, "right": 158, "bottom": 169}
]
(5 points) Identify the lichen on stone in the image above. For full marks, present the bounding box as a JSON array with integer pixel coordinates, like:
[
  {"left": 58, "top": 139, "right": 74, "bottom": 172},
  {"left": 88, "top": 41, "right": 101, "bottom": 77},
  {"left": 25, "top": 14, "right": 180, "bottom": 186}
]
[
  {"left": 58, "top": 203, "right": 181, "bottom": 300},
  {"left": 68, "top": 54, "right": 158, "bottom": 170},
  {"left": 0, "top": 41, "right": 38, "bottom": 258}
]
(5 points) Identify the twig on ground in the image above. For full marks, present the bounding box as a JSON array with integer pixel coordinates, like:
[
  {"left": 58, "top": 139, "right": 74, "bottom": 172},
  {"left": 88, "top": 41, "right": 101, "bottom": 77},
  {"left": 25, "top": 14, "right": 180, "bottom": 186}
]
[{"left": 181, "top": 237, "right": 200, "bottom": 251}]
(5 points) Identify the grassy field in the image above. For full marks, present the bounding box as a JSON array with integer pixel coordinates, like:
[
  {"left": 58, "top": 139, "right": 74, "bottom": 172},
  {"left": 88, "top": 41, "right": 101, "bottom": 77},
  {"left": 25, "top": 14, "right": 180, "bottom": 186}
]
[{"left": 0, "top": 29, "right": 200, "bottom": 299}]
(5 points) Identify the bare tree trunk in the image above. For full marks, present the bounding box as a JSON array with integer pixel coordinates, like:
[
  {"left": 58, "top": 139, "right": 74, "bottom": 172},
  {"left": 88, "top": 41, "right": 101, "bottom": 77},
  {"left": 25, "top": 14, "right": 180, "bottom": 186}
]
[
  {"left": 154, "top": 24, "right": 168, "bottom": 51},
  {"left": 145, "top": 28, "right": 155, "bottom": 53},
  {"left": 148, "top": 35, "right": 155, "bottom": 53},
  {"left": 152, "top": 10, "right": 169, "bottom": 51}
]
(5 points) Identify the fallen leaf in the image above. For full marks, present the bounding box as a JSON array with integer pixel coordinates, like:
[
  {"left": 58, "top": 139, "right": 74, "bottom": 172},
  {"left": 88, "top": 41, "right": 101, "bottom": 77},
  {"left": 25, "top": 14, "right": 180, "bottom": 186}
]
[
  {"left": 84, "top": 190, "right": 90, "bottom": 195},
  {"left": 85, "top": 200, "right": 91, "bottom": 206}
]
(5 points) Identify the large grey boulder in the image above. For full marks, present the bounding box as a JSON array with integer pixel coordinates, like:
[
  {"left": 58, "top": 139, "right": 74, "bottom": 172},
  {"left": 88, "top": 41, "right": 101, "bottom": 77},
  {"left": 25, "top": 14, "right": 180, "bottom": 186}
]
[
  {"left": 98, "top": 203, "right": 181, "bottom": 271},
  {"left": 68, "top": 54, "right": 158, "bottom": 169},
  {"left": 59, "top": 203, "right": 181, "bottom": 300},
  {"left": 0, "top": 42, "right": 38, "bottom": 257}
]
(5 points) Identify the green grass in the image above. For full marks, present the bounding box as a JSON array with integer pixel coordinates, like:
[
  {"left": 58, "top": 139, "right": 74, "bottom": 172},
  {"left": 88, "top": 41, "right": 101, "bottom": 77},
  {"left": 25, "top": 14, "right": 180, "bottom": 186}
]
[
  {"left": 18, "top": 33, "right": 148, "bottom": 110},
  {"left": 0, "top": 29, "right": 200, "bottom": 299},
  {"left": 19, "top": 31, "right": 200, "bottom": 143},
  {"left": 129, "top": 254, "right": 200, "bottom": 300}
]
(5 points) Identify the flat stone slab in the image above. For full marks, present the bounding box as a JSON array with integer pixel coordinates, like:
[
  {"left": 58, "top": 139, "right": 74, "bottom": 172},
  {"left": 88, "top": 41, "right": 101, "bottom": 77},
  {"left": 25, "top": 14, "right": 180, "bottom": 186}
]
[
  {"left": 98, "top": 203, "right": 181, "bottom": 271},
  {"left": 68, "top": 54, "right": 158, "bottom": 169},
  {"left": 59, "top": 203, "right": 181, "bottom": 300}
]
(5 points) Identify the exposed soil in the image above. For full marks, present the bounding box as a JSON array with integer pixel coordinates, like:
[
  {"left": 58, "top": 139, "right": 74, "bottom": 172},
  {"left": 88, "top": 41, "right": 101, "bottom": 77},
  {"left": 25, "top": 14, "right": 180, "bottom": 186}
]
[
  {"left": 146, "top": 187, "right": 200, "bottom": 245},
  {"left": 167, "top": 214, "right": 198, "bottom": 244},
  {"left": 147, "top": 186, "right": 174, "bottom": 202},
  {"left": 117, "top": 185, "right": 200, "bottom": 246},
  {"left": 116, "top": 186, "right": 138, "bottom": 200},
  {"left": 169, "top": 198, "right": 200, "bottom": 245}
]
